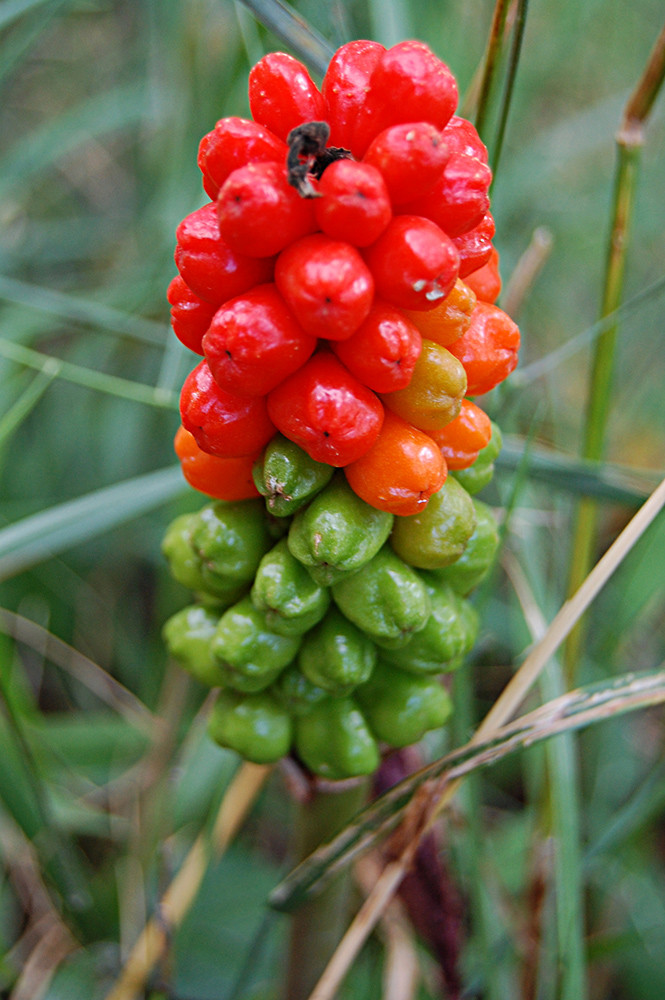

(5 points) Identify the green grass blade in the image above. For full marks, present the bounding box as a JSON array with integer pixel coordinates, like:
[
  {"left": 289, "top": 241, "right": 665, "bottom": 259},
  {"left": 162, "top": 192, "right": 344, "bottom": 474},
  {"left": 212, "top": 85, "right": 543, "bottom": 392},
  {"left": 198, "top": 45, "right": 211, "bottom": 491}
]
[
  {"left": 0, "top": 336, "right": 178, "bottom": 408},
  {"left": 490, "top": 0, "right": 529, "bottom": 177},
  {"left": 0, "top": 465, "right": 187, "bottom": 581},
  {"left": 0, "top": 0, "right": 68, "bottom": 89},
  {"left": 473, "top": 0, "right": 511, "bottom": 141},
  {"left": 0, "top": 367, "right": 55, "bottom": 446},
  {"left": 367, "top": 0, "right": 412, "bottom": 48},
  {"left": 269, "top": 668, "right": 665, "bottom": 912},
  {"left": 0, "top": 275, "right": 167, "bottom": 346},
  {"left": 496, "top": 438, "right": 659, "bottom": 505},
  {"left": 236, "top": 0, "right": 334, "bottom": 75},
  {"left": 0, "top": 0, "right": 56, "bottom": 30}
]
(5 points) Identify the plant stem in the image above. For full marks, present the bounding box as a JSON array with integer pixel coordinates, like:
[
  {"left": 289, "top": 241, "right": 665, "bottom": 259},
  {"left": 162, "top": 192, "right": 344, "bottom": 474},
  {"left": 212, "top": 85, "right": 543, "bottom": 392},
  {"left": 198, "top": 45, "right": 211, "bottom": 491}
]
[
  {"left": 490, "top": 0, "right": 529, "bottom": 178},
  {"left": 285, "top": 779, "right": 369, "bottom": 1000},
  {"left": 473, "top": 0, "right": 512, "bottom": 143},
  {"left": 564, "top": 22, "right": 665, "bottom": 684}
]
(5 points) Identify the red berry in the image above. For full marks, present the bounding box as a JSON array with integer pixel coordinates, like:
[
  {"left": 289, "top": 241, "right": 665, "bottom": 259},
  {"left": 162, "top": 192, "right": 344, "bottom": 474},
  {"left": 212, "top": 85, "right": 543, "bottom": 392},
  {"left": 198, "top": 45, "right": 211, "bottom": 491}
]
[
  {"left": 174, "top": 203, "right": 274, "bottom": 305},
  {"left": 217, "top": 161, "right": 317, "bottom": 258},
  {"left": 447, "top": 302, "right": 520, "bottom": 395},
  {"left": 180, "top": 360, "right": 276, "bottom": 458},
  {"left": 322, "top": 40, "right": 385, "bottom": 156},
  {"left": 275, "top": 234, "right": 374, "bottom": 340},
  {"left": 267, "top": 352, "right": 384, "bottom": 466},
  {"left": 442, "top": 116, "right": 488, "bottom": 162},
  {"left": 249, "top": 52, "right": 326, "bottom": 143},
  {"left": 363, "top": 122, "right": 450, "bottom": 205},
  {"left": 197, "top": 117, "right": 287, "bottom": 200},
  {"left": 363, "top": 215, "right": 459, "bottom": 311},
  {"left": 353, "top": 41, "right": 458, "bottom": 157},
  {"left": 202, "top": 283, "right": 316, "bottom": 397},
  {"left": 465, "top": 247, "right": 501, "bottom": 303},
  {"left": 314, "top": 160, "right": 391, "bottom": 247},
  {"left": 174, "top": 426, "right": 260, "bottom": 500},
  {"left": 454, "top": 212, "right": 495, "bottom": 278},
  {"left": 331, "top": 301, "right": 422, "bottom": 393},
  {"left": 399, "top": 153, "right": 492, "bottom": 237},
  {"left": 167, "top": 276, "right": 216, "bottom": 354}
]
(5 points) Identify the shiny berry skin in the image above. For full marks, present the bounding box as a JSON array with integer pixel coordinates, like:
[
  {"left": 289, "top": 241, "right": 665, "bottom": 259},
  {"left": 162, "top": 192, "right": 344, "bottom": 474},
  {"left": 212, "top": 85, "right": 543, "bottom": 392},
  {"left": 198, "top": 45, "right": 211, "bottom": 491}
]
[
  {"left": 454, "top": 212, "right": 495, "bottom": 278},
  {"left": 331, "top": 300, "right": 422, "bottom": 393},
  {"left": 198, "top": 117, "right": 288, "bottom": 200},
  {"left": 174, "top": 425, "right": 260, "bottom": 500},
  {"left": 400, "top": 153, "right": 492, "bottom": 237},
  {"left": 401, "top": 278, "right": 477, "bottom": 347},
  {"left": 363, "top": 122, "right": 450, "bottom": 205},
  {"left": 363, "top": 215, "right": 459, "bottom": 311},
  {"left": 381, "top": 338, "right": 467, "bottom": 431},
  {"left": 180, "top": 360, "right": 276, "bottom": 458},
  {"left": 345, "top": 410, "right": 446, "bottom": 516},
  {"left": 428, "top": 399, "right": 492, "bottom": 469},
  {"left": 322, "top": 40, "right": 385, "bottom": 156},
  {"left": 174, "top": 203, "right": 274, "bottom": 305},
  {"left": 267, "top": 352, "right": 384, "bottom": 466},
  {"left": 167, "top": 276, "right": 216, "bottom": 354},
  {"left": 275, "top": 234, "right": 374, "bottom": 340},
  {"left": 447, "top": 302, "right": 520, "bottom": 395},
  {"left": 442, "top": 116, "right": 488, "bottom": 162},
  {"left": 314, "top": 161, "right": 391, "bottom": 247},
  {"left": 217, "top": 161, "right": 317, "bottom": 258},
  {"left": 465, "top": 247, "right": 501, "bottom": 303},
  {"left": 353, "top": 41, "right": 458, "bottom": 157},
  {"left": 202, "top": 283, "right": 316, "bottom": 397},
  {"left": 249, "top": 52, "right": 326, "bottom": 142}
]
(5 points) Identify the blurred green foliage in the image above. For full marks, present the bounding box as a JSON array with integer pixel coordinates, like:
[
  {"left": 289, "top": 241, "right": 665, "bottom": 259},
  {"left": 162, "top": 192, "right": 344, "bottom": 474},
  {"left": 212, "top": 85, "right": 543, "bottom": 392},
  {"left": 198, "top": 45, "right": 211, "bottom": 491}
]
[{"left": 0, "top": 0, "right": 663, "bottom": 997}]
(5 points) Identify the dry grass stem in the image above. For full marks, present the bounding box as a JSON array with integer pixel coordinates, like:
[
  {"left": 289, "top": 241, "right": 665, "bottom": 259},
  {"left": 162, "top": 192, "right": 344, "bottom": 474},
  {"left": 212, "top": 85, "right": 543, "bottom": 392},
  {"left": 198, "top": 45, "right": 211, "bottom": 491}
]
[
  {"left": 103, "top": 761, "right": 271, "bottom": 1000},
  {"left": 305, "top": 474, "right": 665, "bottom": 1000},
  {"left": 502, "top": 227, "right": 553, "bottom": 318}
]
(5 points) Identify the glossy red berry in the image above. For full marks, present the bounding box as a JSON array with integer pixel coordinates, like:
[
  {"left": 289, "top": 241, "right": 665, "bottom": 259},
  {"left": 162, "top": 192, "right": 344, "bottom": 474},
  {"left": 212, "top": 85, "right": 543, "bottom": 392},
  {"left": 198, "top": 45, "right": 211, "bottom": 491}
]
[
  {"left": 353, "top": 41, "right": 458, "bottom": 157},
  {"left": 454, "top": 212, "right": 495, "bottom": 278},
  {"left": 167, "top": 276, "right": 216, "bottom": 354},
  {"left": 314, "top": 160, "right": 391, "bottom": 247},
  {"left": 174, "top": 203, "right": 274, "bottom": 306},
  {"left": 322, "top": 40, "right": 385, "bottom": 156},
  {"left": 197, "top": 117, "right": 288, "bottom": 200},
  {"left": 267, "top": 352, "right": 384, "bottom": 466},
  {"left": 331, "top": 301, "right": 422, "bottom": 393},
  {"left": 202, "top": 283, "right": 316, "bottom": 397},
  {"left": 465, "top": 247, "right": 501, "bottom": 303},
  {"left": 442, "top": 116, "right": 488, "bottom": 162},
  {"left": 399, "top": 153, "right": 492, "bottom": 237},
  {"left": 363, "top": 122, "right": 450, "bottom": 205},
  {"left": 180, "top": 360, "right": 276, "bottom": 458},
  {"left": 363, "top": 215, "right": 459, "bottom": 311},
  {"left": 217, "top": 161, "right": 317, "bottom": 258},
  {"left": 275, "top": 234, "right": 374, "bottom": 340},
  {"left": 249, "top": 52, "right": 326, "bottom": 142}
]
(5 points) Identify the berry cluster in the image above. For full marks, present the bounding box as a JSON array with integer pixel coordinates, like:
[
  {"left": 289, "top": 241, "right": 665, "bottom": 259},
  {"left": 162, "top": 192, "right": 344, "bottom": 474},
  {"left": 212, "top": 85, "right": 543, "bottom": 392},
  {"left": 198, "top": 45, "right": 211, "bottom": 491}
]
[{"left": 163, "top": 40, "right": 519, "bottom": 778}]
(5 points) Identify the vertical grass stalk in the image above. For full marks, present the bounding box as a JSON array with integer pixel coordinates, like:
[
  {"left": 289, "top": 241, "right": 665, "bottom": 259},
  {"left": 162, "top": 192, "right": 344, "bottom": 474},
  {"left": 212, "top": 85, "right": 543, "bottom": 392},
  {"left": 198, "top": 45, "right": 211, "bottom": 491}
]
[
  {"left": 564, "top": 22, "right": 665, "bottom": 683},
  {"left": 473, "top": 0, "right": 512, "bottom": 142}
]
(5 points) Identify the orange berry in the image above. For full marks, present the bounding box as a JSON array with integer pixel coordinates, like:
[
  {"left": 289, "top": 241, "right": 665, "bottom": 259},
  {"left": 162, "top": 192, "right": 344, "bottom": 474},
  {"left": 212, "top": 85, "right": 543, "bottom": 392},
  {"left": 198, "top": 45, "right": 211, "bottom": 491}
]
[
  {"left": 464, "top": 247, "right": 501, "bottom": 303},
  {"left": 400, "top": 278, "right": 477, "bottom": 347},
  {"left": 174, "top": 426, "right": 260, "bottom": 500},
  {"left": 428, "top": 399, "right": 491, "bottom": 468},
  {"left": 448, "top": 302, "right": 520, "bottom": 396},
  {"left": 344, "top": 410, "right": 446, "bottom": 516}
]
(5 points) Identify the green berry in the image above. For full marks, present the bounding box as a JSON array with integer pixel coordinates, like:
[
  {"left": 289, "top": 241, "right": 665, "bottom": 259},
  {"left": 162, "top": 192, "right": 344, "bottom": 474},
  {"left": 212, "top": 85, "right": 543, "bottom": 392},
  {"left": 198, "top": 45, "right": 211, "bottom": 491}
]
[
  {"left": 191, "top": 500, "right": 273, "bottom": 590},
  {"left": 273, "top": 665, "right": 329, "bottom": 716},
  {"left": 251, "top": 538, "right": 331, "bottom": 636},
  {"left": 431, "top": 500, "right": 499, "bottom": 595},
  {"left": 294, "top": 698, "right": 380, "bottom": 779},
  {"left": 208, "top": 689, "right": 292, "bottom": 764},
  {"left": 390, "top": 477, "right": 476, "bottom": 569},
  {"left": 162, "top": 604, "right": 225, "bottom": 687},
  {"left": 332, "top": 545, "right": 431, "bottom": 649},
  {"left": 211, "top": 596, "right": 301, "bottom": 692},
  {"left": 299, "top": 606, "right": 376, "bottom": 696},
  {"left": 356, "top": 661, "right": 453, "bottom": 747},
  {"left": 253, "top": 434, "right": 334, "bottom": 517}
]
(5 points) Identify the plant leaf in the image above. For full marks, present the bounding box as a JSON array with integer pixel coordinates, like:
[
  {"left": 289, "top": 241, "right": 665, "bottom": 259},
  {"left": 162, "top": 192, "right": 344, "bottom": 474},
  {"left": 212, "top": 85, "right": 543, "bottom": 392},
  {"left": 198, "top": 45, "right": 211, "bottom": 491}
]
[{"left": 237, "top": 0, "right": 334, "bottom": 75}]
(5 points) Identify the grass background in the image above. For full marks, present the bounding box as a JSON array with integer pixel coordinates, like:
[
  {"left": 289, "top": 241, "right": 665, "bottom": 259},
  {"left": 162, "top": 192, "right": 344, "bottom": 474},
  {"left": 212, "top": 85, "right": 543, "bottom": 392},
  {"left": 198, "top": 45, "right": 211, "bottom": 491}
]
[{"left": 0, "top": 0, "right": 664, "bottom": 997}]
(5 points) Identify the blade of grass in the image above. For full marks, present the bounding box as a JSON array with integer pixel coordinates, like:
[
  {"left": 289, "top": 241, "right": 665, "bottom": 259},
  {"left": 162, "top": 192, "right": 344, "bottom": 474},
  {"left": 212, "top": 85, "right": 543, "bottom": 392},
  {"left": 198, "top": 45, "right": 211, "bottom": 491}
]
[
  {"left": 0, "top": 0, "right": 56, "bottom": 30},
  {"left": 496, "top": 437, "right": 660, "bottom": 505},
  {"left": 512, "top": 273, "right": 665, "bottom": 387},
  {"left": 0, "top": 0, "right": 69, "bottom": 89},
  {"left": 565, "top": 22, "right": 665, "bottom": 683},
  {"left": 0, "top": 465, "right": 187, "bottom": 582},
  {"left": 0, "top": 336, "right": 178, "bottom": 409},
  {"left": 367, "top": 0, "right": 412, "bottom": 49},
  {"left": 270, "top": 473, "right": 665, "bottom": 912},
  {"left": 0, "top": 367, "right": 56, "bottom": 447},
  {"left": 103, "top": 762, "right": 272, "bottom": 1000},
  {"left": 236, "top": 0, "right": 334, "bottom": 76},
  {"left": 0, "top": 275, "right": 167, "bottom": 346},
  {"left": 490, "top": 0, "right": 529, "bottom": 177},
  {"left": 473, "top": 0, "right": 513, "bottom": 141}
]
